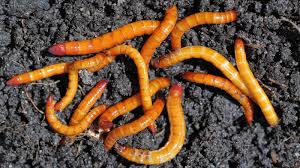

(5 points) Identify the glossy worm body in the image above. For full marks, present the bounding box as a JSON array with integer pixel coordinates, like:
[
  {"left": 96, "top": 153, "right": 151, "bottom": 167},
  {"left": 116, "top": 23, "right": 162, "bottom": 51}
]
[
  {"left": 152, "top": 46, "right": 252, "bottom": 97},
  {"left": 45, "top": 96, "right": 107, "bottom": 136},
  {"left": 115, "top": 84, "right": 186, "bottom": 165},
  {"left": 234, "top": 39, "right": 280, "bottom": 126},
  {"left": 6, "top": 63, "right": 69, "bottom": 86},
  {"left": 141, "top": 6, "right": 177, "bottom": 66},
  {"left": 182, "top": 72, "right": 254, "bottom": 124},
  {"left": 70, "top": 53, "right": 116, "bottom": 73},
  {"left": 98, "top": 77, "right": 171, "bottom": 132},
  {"left": 54, "top": 69, "right": 79, "bottom": 111},
  {"left": 48, "top": 21, "right": 160, "bottom": 56},
  {"left": 171, "top": 10, "right": 237, "bottom": 50},
  {"left": 104, "top": 98, "right": 165, "bottom": 151},
  {"left": 104, "top": 45, "right": 155, "bottom": 133}
]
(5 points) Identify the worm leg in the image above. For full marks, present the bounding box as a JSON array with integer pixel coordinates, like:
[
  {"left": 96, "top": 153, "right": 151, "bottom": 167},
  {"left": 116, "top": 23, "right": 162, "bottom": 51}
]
[
  {"left": 234, "top": 39, "right": 280, "bottom": 126},
  {"left": 171, "top": 10, "right": 237, "bottom": 50},
  {"left": 45, "top": 96, "right": 107, "bottom": 136},
  {"left": 6, "top": 63, "right": 69, "bottom": 86},
  {"left": 49, "top": 20, "right": 160, "bottom": 56},
  {"left": 104, "top": 98, "right": 165, "bottom": 151},
  {"left": 99, "top": 77, "right": 170, "bottom": 132},
  {"left": 182, "top": 72, "right": 254, "bottom": 124},
  {"left": 141, "top": 6, "right": 177, "bottom": 66},
  {"left": 104, "top": 45, "right": 156, "bottom": 133},
  {"left": 115, "top": 84, "right": 186, "bottom": 165},
  {"left": 152, "top": 46, "right": 252, "bottom": 98}
]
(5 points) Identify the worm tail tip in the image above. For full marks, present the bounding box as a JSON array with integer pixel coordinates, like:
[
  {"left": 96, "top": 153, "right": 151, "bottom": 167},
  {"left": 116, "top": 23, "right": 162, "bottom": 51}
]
[
  {"left": 114, "top": 143, "right": 126, "bottom": 153},
  {"left": 148, "top": 124, "right": 157, "bottom": 135},
  {"left": 48, "top": 43, "right": 66, "bottom": 56}
]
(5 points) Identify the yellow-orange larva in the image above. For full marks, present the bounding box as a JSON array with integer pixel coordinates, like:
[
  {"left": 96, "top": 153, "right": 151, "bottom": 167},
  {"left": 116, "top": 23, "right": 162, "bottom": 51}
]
[
  {"left": 98, "top": 77, "right": 170, "bottom": 132},
  {"left": 152, "top": 46, "right": 252, "bottom": 97},
  {"left": 115, "top": 84, "right": 186, "bottom": 165},
  {"left": 171, "top": 10, "right": 237, "bottom": 50},
  {"left": 141, "top": 6, "right": 177, "bottom": 66},
  {"left": 6, "top": 63, "right": 69, "bottom": 86},
  {"left": 234, "top": 39, "right": 280, "bottom": 126},
  {"left": 104, "top": 98, "right": 165, "bottom": 151},
  {"left": 54, "top": 69, "right": 79, "bottom": 111},
  {"left": 182, "top": 72, "right": 254, "bottom": 124},
  {"left": 49, "top": 21, "right": 160, "bottom": 56},
  {"left": 45, "top": 96, "right": 107, "bottom": 136}
]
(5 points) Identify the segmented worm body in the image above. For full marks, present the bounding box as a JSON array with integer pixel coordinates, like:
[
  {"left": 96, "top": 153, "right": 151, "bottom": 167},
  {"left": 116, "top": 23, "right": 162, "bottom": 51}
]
[
  {"left": 140, "top": 6, "right": 177, "bottom": 66},
  {"left": 115, "top": 84, "right": 186, "bottom": 165},
  {"left": 70, "top": 53, "right": 116, "bottom": 72},
  {"left": 54, "top": 69, "right": 79, "bottom": 111},
  {"left": 171, "top": 10, "right": 237, "bottom": 50},
  {"left": 104, "top": 98, "right": 165, "bottom": 151},
  {"left": 69, "top": 80, "right": 108, "bottom": 125},
  {"left": 45, "top": 96, "right": 107, "bottom": 136},
  {"left": 182, "top": 72, "right": 253, "bottom": 124},
  {"left": 234, "top": 39, "right": 279, "bottom": 126},
  {"left": 6, "top": 63, "right": 69, "bottom": 86},
  {"left": 104, "top": 45, "right": 156, "bottom": 133},
  {"left": 99, "top": 77, "right": 170, "bottom": 132},
  {"left": 152, "top": 46, "right": 252, "bottom": 97},
  {"left": 49, "top": 21, "right": 160, "bottom": 56}
]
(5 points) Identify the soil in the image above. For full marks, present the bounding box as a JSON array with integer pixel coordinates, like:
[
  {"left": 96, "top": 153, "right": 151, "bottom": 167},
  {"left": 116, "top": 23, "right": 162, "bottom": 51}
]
[{"left": 0, "top": 0, "right": 299, "bottom": 167}]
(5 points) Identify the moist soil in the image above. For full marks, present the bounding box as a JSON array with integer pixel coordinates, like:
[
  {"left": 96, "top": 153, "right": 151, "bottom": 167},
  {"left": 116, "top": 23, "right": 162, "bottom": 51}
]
[{"left": 0, "top": 0, "right": 299, "bottom": 167}]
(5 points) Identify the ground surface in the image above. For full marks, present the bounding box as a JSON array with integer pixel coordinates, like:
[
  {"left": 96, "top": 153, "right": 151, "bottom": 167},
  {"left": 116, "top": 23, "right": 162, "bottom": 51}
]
[{"left": 0, "top": 0, "right": 299, "bottom": 167}]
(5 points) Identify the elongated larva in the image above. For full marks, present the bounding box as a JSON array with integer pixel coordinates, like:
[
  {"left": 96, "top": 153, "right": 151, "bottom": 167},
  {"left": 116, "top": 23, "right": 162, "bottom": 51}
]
[
  {"left": 234, "top": 39, "right": 280, "bottom": 126},
  {"left": 115, "top": 84, "right": 186, "bottom": 165},
  {"left": 104, "top": 98, "right": 165, "bottom": 151},
  {"left": 152, "top": 46, "right": 252, "bottom": 98},
  {"left": 54, "top": 69, "right": 79, "bottom": 111},
  {"left": 48, "top": 21, "right": 160, "bottom": 56},
  {"left": 103, "top": 45, "right": 156, "bottom": 133},
  {"left": 45, "top": 96, "right": 107, "bottom": 136},
  {"left": 171, "top": 10, "right": 237, "bottom": 50},
  {"left": 182, "top": 72, "right": 254, "bottom": 124},
  {"left": 99, "top": 77, "right": 170, "bottom": 132},
  {"left": 141, "top": 6, "right": 177, "bottom": 66},
  {"left": 6, "top": 63, "right": 69, "bottom": 86}
]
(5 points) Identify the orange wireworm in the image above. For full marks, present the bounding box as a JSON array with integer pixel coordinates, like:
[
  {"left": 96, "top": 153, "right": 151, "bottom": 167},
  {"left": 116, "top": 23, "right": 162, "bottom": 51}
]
[
  {"left": 234, "top": 38, "right": 280, "bottom": 126},
  {"left": 115, "top": 84, "right": 186, "bottom": 165},
  {"left": 98, "top": 77, "right": 170, "bottom": 132},
  {"left": 171, "top": 10, "right": 237, "bottom": 50},
  {"left": 48, "top": 21, "right": 160, "bottom": 56},
  {"left": 182, "top": 72, "right": 254, "bottom": 124},
  {"left": 104, "top": 98, "right": 165, "bottom": 151}
]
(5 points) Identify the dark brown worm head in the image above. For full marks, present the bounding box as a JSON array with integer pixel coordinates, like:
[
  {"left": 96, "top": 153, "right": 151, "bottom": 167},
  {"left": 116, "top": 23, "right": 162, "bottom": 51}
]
[
  {"left": 98, "top": 116, "right": 113, "bottom": 132},
  {"left": 46, "top": 95, "right": 55, "bottom": 107},
  {"left": 48, "top": 43, "right": 66, "bottom": 56},
  {"left": 114, "top": 143, "right": 126, "bottom": 152},
  {"left": 95, "top": 79, "right": 109, "bottom": 90}
]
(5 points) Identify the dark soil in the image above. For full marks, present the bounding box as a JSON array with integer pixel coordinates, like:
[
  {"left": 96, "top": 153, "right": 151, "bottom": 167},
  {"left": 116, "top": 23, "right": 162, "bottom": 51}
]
[{"left": 0, "top": 0, "right": 299, "bottom": 167}]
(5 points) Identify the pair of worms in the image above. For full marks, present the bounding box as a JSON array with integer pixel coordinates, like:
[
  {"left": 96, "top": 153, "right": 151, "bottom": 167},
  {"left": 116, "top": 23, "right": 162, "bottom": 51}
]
[{"left": 6, "top": 6, "right": 280, "bottom": 164}]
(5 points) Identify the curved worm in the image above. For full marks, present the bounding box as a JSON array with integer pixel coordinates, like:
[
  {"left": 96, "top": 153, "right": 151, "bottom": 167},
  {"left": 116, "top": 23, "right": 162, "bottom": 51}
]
[
  {"left": 152, "top": 46, "right": 252, "bottom": 97},
  {"left": 99, "top": 77, "right": 170, "bottom": 132},
  {"left": 140, "top": 6, "right": 177, "bottom": 66},
  {"left": 54, "top": 69, "right": 79, "bottom": 111},
  {"left": 6, "top": 63, "right": 69, "bottom": 86},
  {"left": 170, "top": 10, "right": 237, "bottom": 50},
  {"left": 104, "top": 98, "right": 165, "bottom": 151},
  {"left": 45, "top": 96, "right": 107, "bottom": 136},
  {"left": 49, "top": 21, "right": 160, "bottom": 56},
  {"left": 182, "top": 72, "right": 253, "bottom": 124},
  {"left": 115, "top": 84, "right": 186, "bottom": 165},
  {"left": 234, "top": 39, "right": 280, "bottom": 126},
  {"left": 104, "top": 45, "right": 155, "bottom": 133}
]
